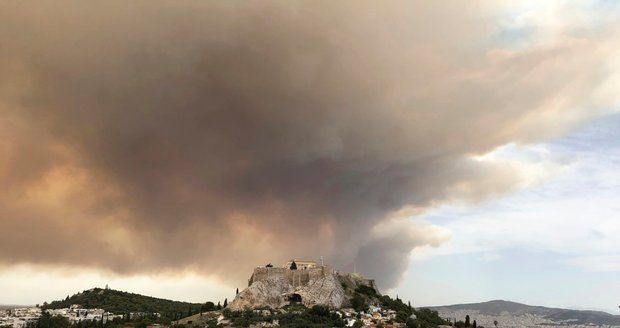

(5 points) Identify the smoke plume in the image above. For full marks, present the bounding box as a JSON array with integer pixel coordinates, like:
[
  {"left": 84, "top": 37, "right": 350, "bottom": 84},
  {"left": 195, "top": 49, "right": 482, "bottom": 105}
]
[{"left": 0, "top": 1, "right": 616, "bottom": 289}]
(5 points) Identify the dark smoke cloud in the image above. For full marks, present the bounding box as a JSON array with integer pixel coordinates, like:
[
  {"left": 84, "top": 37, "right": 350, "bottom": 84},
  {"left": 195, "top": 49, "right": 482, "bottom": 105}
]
[{"left": 0, "top": 1, "right": 615, "bottom": 289}]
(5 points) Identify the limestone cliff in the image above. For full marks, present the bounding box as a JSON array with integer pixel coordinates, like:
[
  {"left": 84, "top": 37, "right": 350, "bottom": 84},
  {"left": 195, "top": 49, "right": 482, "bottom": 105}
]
[{"left": 228, "top": 268, "right": 376, "bottom": 310}]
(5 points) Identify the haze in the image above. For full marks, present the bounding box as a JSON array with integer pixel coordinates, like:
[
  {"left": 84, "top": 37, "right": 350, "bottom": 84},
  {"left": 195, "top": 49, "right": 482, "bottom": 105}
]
[{"left": 0, "top": 0, "right": 619, "bottom": 313}]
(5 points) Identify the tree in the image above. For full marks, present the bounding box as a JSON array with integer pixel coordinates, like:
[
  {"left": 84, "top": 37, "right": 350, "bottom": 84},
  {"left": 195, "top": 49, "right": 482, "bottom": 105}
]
[
  {"left": 204, "top": 302, "right": 215, "bottom": 312},
  {"left": 223, "top": 298, "right": 228, "bottom": 308},
  {"left": 28, "top": 312, "right": 71, "bottom": 328},
  {"left": 236, "top": 288, "right": 239, "bottom": 295},
  {"left": 309, "top": 305, "right": 330, "bottom": 317},
  {"left": 217, "top": 302, "right": 221, "bottom": 310},
  {"left": 494, "top": 320, "right": 499, "bottom": 327},
  {"left": 473, "top": 320, "right": 477, "bottom": 328},
  {"left": 290, "top": 261, "right": 297, "bottom": 270},
  {"left": 350, "top": 294, "right": 366, "bottom": 312},
  {"left": 465, "top": 315, "right": 470, "bottom": 326}
]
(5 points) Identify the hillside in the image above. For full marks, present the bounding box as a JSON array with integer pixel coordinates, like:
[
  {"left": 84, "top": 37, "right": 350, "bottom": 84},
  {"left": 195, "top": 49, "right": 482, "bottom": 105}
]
[
  {"left": 431, "top": 300, "right": 620, "bottom": 326},
  {"left": 41, "top": 288, "right": 203, "bottom": 315},
  {"left": 0, "top": 305, "right": 29, "bottom": 310}
]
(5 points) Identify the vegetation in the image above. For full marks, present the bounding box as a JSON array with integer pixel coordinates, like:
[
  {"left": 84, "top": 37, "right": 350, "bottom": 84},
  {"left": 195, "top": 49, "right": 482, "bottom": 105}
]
[
  {"left": 344, "top": 284, "right": 449, "bottom": 328},
  {"left": 26, "top": 313, "right": 71, "bottom": 328},
  {"left": 26, "top": 311, "right": 173, "bottom": 328},
  {"left": 219, "top": 289, "right": 449, "bottom": 328},
  {"left": 354, "top": 285, "right": 378, "bottom": 298},
  {"left": 223, "top": 305, "right": 345, "bottom": 328},
  {"left": 41, "top": 288, "right": 203, "bottom": 316},
  {"left": 33, "top": 285, "right": 449, "bottom": 328},
  {"left": 452, "top": 314, "right": 483, "bottom": 328},
  {"left": 39, "top": 287, "right": 225, "bottom": 324}
]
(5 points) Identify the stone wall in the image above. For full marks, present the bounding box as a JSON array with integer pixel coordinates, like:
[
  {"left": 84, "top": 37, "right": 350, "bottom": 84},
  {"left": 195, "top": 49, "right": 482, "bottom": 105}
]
[{"left": 248, "top": 266, "right": 333, "bottom": 287}]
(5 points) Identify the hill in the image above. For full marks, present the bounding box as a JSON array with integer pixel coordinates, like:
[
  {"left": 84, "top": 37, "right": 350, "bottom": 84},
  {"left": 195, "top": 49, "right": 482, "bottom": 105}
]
[
  {"left": 41, "top": 288, "right": 203, "bottom": 315},
  {"left": 431, "top": 300, "right": 620, "bottom": 326},
  {"left": 0, "top": 305, "right": 30, "bottom": 310}
]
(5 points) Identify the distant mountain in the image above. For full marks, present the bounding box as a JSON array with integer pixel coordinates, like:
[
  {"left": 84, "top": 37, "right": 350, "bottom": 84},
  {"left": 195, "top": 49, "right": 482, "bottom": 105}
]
[
  {"left": 0, "top": 305, "right": 30, "bottom": 310},
  {"left": 431, "top": 300, "right": 620, "bottom": 326},
  {"left": 41, "top": 288, "right": 203, "bottom": 315}
]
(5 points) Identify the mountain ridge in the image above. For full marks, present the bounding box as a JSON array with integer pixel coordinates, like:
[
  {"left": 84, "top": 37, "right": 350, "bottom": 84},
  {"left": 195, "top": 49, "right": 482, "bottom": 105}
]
[{"left": 430, "top": 300, "right": 620, "bottom": 326}]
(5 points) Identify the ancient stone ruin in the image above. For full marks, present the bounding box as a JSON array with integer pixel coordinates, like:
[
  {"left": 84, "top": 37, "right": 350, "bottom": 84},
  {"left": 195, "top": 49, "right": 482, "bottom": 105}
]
[{"left": 228, "top": 259, "right": 377, "bottom": 310}]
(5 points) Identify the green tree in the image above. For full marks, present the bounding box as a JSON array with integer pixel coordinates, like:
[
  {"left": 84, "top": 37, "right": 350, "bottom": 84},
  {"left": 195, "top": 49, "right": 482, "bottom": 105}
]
[
  {"left": 465, "top": 315, "right": 470, "bottom": 326},
  {"left": 203, "top": 302, "right": 215, "bottom": 312},
  {"left": 223, "top": 298, "right": 228, "bottom": 308},
  {"left": 473, "top": 320, "right": 477, "bottom": 328},
  {"left": 308, "top": 305, "right": 330, "bottom": 317},
  {"left": 350, "top": 294, "right": 367, "bottom": 312},
  {"left": 28, "top": 312, "right": 71, "bottom": 328},
  {"left": 290, "top": 261, "right": 297, "bottom": 270}
]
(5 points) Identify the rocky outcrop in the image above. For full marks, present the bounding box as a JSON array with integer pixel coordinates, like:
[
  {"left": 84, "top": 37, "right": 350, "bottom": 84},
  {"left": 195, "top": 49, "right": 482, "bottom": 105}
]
[
  {"left": 295, "top": 273, "right": 346, "bottom": 309},
  {"left": 229, "top": 273, "right": 348, "bottom": 310},
  {"left": 228, "top": 276, "right": 294, "bottom": 310}
]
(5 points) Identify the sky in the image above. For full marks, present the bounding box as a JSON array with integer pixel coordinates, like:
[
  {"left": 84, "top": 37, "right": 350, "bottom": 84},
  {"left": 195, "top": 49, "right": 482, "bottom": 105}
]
[
  {"left": 401, "top": 112, "right": 620, "bottom": 313},
  {"left": 0, "top": 0, "right": 619, "bottom": 313}
]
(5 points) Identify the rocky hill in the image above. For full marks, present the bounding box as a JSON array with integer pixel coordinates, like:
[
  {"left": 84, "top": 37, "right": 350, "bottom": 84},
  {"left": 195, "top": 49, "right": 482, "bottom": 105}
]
[
  {"left": 229, "top": 267, "right": 376, "bottom": 310},
  {"left": 432, "top": 300, "right": 620, "bottom": 327}
]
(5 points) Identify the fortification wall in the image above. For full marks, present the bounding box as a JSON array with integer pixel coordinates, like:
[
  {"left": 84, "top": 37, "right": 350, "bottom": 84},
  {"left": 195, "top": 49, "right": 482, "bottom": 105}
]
[{"left": 249, "top": 266, "right": 333, "bottom": 287}]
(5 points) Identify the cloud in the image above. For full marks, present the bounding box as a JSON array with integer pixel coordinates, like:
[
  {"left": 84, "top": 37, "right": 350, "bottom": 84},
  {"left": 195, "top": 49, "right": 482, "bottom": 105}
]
[
  {"left": 0, "top": 1, "right": 617, "bottom": 289},
  {"left": 564, "top": 254, "right": 620, "bottom": 272},
  {"left": 412, "top": 116, "right": 620, "bottom": 275}
]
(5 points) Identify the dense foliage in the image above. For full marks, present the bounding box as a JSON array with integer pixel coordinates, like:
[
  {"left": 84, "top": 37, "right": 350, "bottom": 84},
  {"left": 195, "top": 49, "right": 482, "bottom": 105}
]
[
  {"left": 26, "top": 312, "right": 174, "bottom": 328},
  {"left": 411, "top": 308, "right": 452, "bottom": 328},
  {"left": 452, "top": 315, "right": 482, "bottom": 328},
  {"left": 41, "top": 288, "right": 206, "bottom": 321},
  {"left": 26, "top": 313, "right": 71, "bottom": 328},
  {"left": 223, "top": 305, "right": 346, "bottom": 328}
]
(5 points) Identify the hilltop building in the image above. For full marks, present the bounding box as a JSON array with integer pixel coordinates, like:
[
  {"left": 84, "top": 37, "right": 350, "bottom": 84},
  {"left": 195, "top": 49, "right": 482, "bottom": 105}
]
[
  {"left": 231, "top": 258, "right": 377, "bottom": 310},
  {"left": 282, "top": 259, "right": 317, "bottom": 270},
  {"left": 248, "top": 259, "right": 337, "bottom": 288}
]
